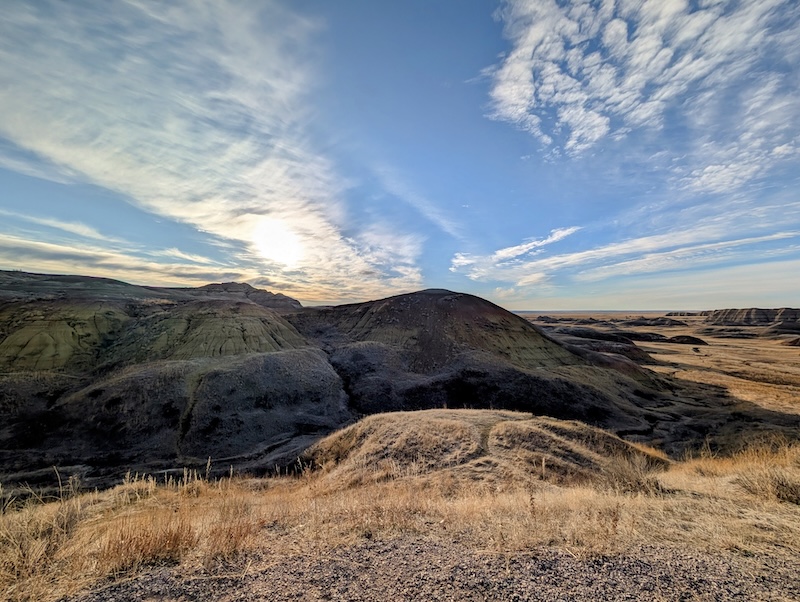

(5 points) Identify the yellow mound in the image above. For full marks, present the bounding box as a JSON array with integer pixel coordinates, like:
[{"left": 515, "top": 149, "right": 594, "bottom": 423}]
[
  {"left": 304, "top": 409, "right": 669, "bottom": 491},
  {"left": 0, "top": 301, "right": 128, "bottom": 371}
]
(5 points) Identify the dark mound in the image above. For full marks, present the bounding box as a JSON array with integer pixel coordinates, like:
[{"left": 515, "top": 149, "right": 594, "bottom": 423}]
[
  {"left": 285, "top": 290, "right": 664, "bottom": 436},
  {"left": 551, "top": 326, "right": 634, "bottom": 344},
  {"left": 620, "top": 317, "right": 687, "bottom": 327},
  {"left": 666, "top": 336, "right": 708, "bottom": 346},
  {"left": 696, "top": 327, "right": 760, "bottom": 339},
  {"left": 543, "top": 327, "right": 655, "bottom": 364},
  {"left": 611, "top": 330, "right": 668, "bottom": 342},
  {"left": 285, "top": 289, "right": 580, "bottom": 373},
  {"left": 783, "top": 337, "right": 800, "bottom": 347},
  {"left": 763, "top": 321, "right": 800, "bottom": 337}
]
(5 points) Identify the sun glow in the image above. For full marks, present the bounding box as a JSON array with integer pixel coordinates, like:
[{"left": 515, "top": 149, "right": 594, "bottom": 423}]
[{"left": 252, "top": 217, "right": 304, "bottom": 267}]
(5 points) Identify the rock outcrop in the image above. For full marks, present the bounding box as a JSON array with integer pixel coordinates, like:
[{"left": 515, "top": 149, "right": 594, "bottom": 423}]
[{"left": 700, "top": 308, "right": 800, "bottom": 326}]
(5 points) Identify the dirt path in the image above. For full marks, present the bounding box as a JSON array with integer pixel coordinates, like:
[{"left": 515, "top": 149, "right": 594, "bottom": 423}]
[{"left": 68, "top": 538, "right": 799, "bottom": 601}]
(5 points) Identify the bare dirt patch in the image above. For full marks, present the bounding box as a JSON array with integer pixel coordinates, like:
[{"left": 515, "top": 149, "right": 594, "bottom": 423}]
[{"left": 68, "top": 538, "right": 800, "bottom": 602}]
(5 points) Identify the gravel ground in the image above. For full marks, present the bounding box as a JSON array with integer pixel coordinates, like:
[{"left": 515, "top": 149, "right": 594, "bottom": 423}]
[{"left": 67, "top": 538, "right": 799, "bottom": 601}]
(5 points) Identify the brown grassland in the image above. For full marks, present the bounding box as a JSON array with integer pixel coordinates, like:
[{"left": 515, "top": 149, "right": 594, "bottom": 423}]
[
  {"left": 2, "top": 434, "right": 799, "bottom": 600},
  {"left": 2, "top": 316, "right": 800, "bottom": 600}
]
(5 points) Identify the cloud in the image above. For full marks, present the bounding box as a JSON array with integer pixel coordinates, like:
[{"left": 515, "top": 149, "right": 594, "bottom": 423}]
[
  {"left": 499, "top": 258, "right": 800, "bottom": 311},
  {"left": 374, "top": 166, "right": 463, "bottom": 240},
  {"left": 0, "top": 232, "right": 244, "bottom": 287},
  {"left": 451, "top": 225, "right": 581, "bottom": 281},
  {"left": 451, "top": 207, "right": 800, "bottom": 290},
  {"left": 575, "top": 231, "right": 800, "bottom": 281},
  {"left": 490, "top": 0, "right": 800, "bottom": 190},
  {"left": 0, "top": 142, "right": 78, "bottom": 185},
  {"left": 0, "top": 209, "right": 118, "bottom": 242},
  {"left": 153, "top": 248, "right": 222, "bottom": 266},
  {"left": 0, "top": 0, "right": 424, "bottom": 302},
  {"left": 490, "top": 226, "right": 581, "bottom": 261}
]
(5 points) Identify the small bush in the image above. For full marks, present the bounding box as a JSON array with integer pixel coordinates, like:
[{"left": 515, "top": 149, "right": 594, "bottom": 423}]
[
  {"left": 736, "top": 468, "right": 800, "bottom": 505},
  {"left": 203, "top": 494, "right": 260, "bottom": 566},
  {"left": 98, "top": 508, "right": 197, "bottom": 575},
  {"left": 602, "top": 454, "right": 665, "bottom": 495}
]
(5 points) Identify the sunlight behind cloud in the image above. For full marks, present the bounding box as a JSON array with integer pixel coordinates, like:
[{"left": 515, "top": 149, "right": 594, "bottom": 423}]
[
  {"left": 0, "top": 0, "right": 426, "bottom": 303},
  {"left": 252, "top": 218, "right": 305, "bottom": 267}
]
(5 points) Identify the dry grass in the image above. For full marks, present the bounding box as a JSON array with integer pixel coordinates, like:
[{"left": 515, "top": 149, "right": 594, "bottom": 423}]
[
  {"left": 674, "top": 437, "right": 800, "bottom": 505},
  {"left": 644, "top": 323, "right": 800, "bottom": 416},
  {"left": 2, "top": 435, "right": 800, "bottom": 601}
]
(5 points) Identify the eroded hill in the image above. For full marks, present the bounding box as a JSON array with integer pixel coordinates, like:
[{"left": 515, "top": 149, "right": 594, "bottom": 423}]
[{"left": 1, "top": 271, "right": 799, "bottom": 493}]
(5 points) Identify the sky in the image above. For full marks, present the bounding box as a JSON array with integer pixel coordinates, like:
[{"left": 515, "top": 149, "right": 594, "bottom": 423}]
[{"left": 1, "top": 0, "right": 799, "bottom": 310}]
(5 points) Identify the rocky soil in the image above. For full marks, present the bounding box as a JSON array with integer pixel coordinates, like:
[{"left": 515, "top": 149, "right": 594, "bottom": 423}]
[{"left": 67, "top": 538, "right": 800, "bottom": 601}]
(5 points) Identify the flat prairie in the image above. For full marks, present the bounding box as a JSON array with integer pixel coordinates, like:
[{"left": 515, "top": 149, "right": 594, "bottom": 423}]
[
  {"left": 644, "top": 320, "right": 800, "bottom": 416},
  {"left": 524, "top": 311, "right": 800, "bottom": 416}
]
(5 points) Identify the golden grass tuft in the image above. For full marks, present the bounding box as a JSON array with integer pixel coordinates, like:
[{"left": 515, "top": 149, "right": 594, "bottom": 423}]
[
  {"left": 736, "top": 467, "right": 800, "bottom": 505},
  {"left": 96, "top": 507, "right": 197, "bottom": 576},
  {"left": 2, "top": 423, "right": 800, "bottom": 601}
]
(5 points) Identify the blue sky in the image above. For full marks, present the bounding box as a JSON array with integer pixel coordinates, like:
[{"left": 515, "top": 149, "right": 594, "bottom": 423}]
[{"left": 1, "top": 0, "right": 799, "bottom": 309}]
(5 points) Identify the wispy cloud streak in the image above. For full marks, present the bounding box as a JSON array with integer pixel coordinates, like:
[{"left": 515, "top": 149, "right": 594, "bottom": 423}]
[
  {"left": 0, "top": 0, "right": 423, "bottom": 301},
  {"left": 451, "top": 226, "right": 581, "bottom": 281},
  {"left": 451, "top": 215, "right": 800, "bottom": 290},
  {"left": 375, "top": 166, "right": 463, "bottom": 240}
]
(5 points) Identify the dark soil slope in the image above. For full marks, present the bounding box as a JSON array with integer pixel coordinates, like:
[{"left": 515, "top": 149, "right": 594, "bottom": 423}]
[
  {"left": 286, "top": 289, "right": 579, "bottom": 372},
  {"left": 286, "top": 290, "right": 662, "bottom": 434}
]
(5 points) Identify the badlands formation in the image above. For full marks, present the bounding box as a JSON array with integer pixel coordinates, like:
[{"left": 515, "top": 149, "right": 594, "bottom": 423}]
[
  {"left": 2, "top": 271, "right": 800, "bottom": 602},
  {"left": 0, "top": 270, "right": 798, "bottom": 493}
]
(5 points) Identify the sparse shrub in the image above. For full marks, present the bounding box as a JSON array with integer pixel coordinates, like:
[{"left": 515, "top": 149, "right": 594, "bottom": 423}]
[
  {"left": 98, "top": 507, "right": 197, "bottom": 575},
  {"left": 602, "top": 453, "right": 665, "bottom": 495},
  {"left": 0, "top": 478, "right": 89, "bottom": 601},
  {"left": 203, "top": 492, "right": 260, "bottom": 566},
  {"left": 736, "top": 468, "right": 800, "bottom": 505}
]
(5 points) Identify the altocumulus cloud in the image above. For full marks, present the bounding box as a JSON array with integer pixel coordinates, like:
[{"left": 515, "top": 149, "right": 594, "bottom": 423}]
[
  {"left": 0, "top": 0, "right": 423, "bottom": 302},
  {"left": 459, "top": 0, "right": 800, "bottom": 297},
  {"left": 489, "top": 0, "right": 800, "bottom": 192}
]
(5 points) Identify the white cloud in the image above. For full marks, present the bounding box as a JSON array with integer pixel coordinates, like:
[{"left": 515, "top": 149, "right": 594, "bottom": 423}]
[
  {"left": 451, "top": 205, "right": 800, "bottom": 290},
  {"left": 0, "top": 0, "right": 424, "bottom": 302},
  {"left": 154, "top": 248, "right": 221, "bottom": 266},
  {"left": 490, "top": 0, "right": 799, "bottom": 192},
  {"left": 0, "top": 209, "right": 117, "bottom": 242},
  {"left": 0, "top": 232, "right": 243, "bottom": 287},
  {"left": 490, "top": 226, "right": 582, "bottom": 261},
  {"left": 499, "top": 258, "right": 800, "bottom": 311},
  {"left": 450, "top": 225, "right": 581, "bottom": 281},
  {"left": 575, "top": 231, "right": 800, "bottom": 281}
]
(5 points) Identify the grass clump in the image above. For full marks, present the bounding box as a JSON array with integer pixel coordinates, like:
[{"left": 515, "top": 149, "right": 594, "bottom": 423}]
[
  {"left": 736, "top": 467, "right": 800, "bottom": 505},
  {"left": 2, "top": 420, "right": 800, "bottom": 602},
  {"left": 97, "top": 506, "right": 197, "bottom": 576}
]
